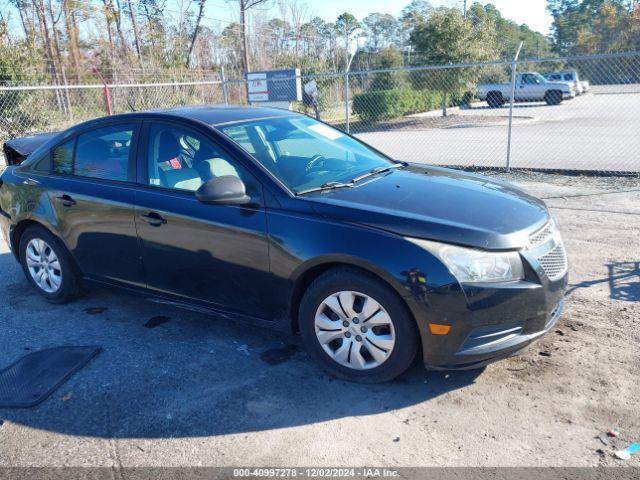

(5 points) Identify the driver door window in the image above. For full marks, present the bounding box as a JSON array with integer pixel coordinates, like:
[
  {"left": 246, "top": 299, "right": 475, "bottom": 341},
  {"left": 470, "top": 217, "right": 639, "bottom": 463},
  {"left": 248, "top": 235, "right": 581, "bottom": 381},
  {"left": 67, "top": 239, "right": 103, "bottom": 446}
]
[{"left": 146, "top": 123, "right": 243, "bottom": 192}]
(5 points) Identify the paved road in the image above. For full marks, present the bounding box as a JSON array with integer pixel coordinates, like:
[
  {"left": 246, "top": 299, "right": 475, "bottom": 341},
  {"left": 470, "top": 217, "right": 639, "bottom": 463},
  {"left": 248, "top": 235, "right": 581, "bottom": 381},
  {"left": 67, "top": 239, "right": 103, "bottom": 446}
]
[
  {"left": 0, "top": 176, "right": 638, "bottom": 468},
  {"left": 357, "top": 88, "right": 640, "bottom": 172}
]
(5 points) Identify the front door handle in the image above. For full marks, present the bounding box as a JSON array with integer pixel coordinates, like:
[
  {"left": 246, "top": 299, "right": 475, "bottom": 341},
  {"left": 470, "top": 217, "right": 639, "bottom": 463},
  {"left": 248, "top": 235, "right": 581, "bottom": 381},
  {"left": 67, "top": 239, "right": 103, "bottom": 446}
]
[
  {"left": 139, "top": 211, "right": 167, "bottom": 227},
  {"left": 55, "top": 194, "right": 76, "bottom": 207}
]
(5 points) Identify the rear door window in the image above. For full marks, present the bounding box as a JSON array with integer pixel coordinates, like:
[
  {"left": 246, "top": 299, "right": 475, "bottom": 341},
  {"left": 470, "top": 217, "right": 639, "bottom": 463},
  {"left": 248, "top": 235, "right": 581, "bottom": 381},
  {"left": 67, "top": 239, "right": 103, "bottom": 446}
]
[{"left": 52, "top": 124, "right": 136, "bottom": 182}]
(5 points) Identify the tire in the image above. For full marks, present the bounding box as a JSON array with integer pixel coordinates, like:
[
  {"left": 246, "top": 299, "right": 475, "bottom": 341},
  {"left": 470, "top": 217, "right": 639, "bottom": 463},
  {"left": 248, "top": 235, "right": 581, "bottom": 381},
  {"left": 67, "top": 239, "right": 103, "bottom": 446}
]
[
  {"left": 299, "top": 267, "right": 418, "bottom": 383},
  {"left": 486, "top": 91, "right": 504, "bottom": 108},
  {"left": 544, "top": 90, "right": 563, "bottom": 106},
  {"left": 19, "top": 225, "right": 79, "bottom": 304}
]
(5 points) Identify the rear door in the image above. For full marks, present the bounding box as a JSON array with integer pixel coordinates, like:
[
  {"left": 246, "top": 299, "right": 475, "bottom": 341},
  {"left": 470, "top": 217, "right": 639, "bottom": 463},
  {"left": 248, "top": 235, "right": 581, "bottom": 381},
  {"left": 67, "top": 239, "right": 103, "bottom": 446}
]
[
  {"left": 44, "top": 122, "right": 145, "bottom": 287},
  {"left": 133, "top": 120, "right": 273, "bottom": 319}
]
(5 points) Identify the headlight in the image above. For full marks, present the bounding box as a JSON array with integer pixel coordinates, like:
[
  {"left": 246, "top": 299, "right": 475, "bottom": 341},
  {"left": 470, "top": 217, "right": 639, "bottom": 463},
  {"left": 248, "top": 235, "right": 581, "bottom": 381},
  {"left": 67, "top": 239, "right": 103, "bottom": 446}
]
[{"left": 407, "top": 238, "right": 524, "bottom": 283}]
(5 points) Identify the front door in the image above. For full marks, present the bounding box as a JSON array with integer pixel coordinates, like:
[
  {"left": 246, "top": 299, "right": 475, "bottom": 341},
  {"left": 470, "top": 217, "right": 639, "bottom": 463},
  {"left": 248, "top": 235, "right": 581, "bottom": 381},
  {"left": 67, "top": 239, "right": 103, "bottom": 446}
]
[{"left": 134, "top": 121, "right": 273, "bottom": 319}]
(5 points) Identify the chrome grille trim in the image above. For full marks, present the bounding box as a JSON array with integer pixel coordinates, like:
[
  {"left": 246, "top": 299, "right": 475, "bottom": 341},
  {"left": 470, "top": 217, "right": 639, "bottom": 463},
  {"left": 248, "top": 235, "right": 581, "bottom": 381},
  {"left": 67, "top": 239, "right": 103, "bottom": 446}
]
[
  {"left": 537, "top": 243, "right": 568, "bottom": 280},
  {"left": 529, "top": 221, "right": 554, "bottom": 249},
  {"left": 528, "top": 220, "right": 568, "bottom": 280}
]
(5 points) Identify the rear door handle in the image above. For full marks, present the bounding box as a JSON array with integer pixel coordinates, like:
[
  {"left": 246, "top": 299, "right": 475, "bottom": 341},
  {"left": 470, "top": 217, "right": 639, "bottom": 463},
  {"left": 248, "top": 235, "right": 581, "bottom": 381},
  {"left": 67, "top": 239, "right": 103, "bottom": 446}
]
[
  {"left": 139, "top": 211, "right": 167, "bottom": 227},
  {"left": 55, "top": 194, "right": 76, "bottom": 207}
]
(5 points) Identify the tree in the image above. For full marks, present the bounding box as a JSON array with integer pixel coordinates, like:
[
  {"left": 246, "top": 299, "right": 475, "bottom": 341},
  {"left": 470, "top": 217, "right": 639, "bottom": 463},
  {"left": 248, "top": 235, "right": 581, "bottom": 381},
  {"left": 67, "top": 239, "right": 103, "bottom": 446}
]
[
  {"left": 547, "top": 0, "right": 635, "bottom": 54},
  {"left": 410, "top": 7, "right": 498, "bottom": 115},
  {"left": 125, "top": 0, "right": 143, "bottom": 65},
  {"left": 62, "top": 0, "right": 83, "bottom": 80},
  {"left": 369, "top": 46, "right": 406, "bottom": 90},
  {"left": 286, "top": 0, "right": 308, "bottom": 62},
  {"left": 227, "top": 0, "right": 272, "bottom": 75},
  {"left": 335, "top": 12, "right": 360, "bottom": 38},
  {"left": 186, "top": 0, "right": 206, "bottom": 67},
  {"left": 362, "top": 13, "right": 399, "bottom": 50},
  {"left": 399, "top": 0, "right": 433, "bottom": 45},
  {"left": 469, "top": 2, "right": 551, "bottom": 59},
  {"left": 102, "top": 0, "right": 129, "bottom": 59}
]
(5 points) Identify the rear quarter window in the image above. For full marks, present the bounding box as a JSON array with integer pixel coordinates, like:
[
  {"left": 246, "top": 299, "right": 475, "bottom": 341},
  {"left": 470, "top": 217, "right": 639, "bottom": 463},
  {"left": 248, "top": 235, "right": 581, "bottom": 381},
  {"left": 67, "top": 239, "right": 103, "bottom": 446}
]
[{"left": 52, "top": 139, "right": 75, "bottom": 175}]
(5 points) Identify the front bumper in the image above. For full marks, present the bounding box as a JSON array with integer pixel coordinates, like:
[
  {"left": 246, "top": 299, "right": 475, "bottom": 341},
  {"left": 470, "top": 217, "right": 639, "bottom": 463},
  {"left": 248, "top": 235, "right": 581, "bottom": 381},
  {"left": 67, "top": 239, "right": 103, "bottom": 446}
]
[
  {"left": 405, "top": 248, "right": 568, "bottom": 371},
  {"left": 424, "top": 298, "right": 565, "bottom": 371}
]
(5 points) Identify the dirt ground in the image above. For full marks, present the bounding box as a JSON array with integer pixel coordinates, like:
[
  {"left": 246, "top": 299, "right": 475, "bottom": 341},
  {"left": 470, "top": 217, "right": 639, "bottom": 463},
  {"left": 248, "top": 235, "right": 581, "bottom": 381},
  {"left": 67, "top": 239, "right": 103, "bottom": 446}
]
[{"left": 0, "top": 172, "right": 638, "bottom": 468}]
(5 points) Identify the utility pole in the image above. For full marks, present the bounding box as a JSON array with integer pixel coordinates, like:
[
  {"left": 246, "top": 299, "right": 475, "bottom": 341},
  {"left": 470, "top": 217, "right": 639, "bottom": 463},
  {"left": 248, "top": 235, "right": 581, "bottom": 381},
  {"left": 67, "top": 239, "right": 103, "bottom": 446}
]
[{"left": 463, "top": 0, "right": 467, "bottom": 18}]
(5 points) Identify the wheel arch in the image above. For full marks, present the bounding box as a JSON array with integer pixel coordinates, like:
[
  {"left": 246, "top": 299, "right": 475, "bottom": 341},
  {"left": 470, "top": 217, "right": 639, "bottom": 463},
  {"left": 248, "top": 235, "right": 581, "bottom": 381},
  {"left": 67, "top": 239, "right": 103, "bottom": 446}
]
[
  {"left": 11, "top": 218, "right": 82, "bottom": 276},
  {"left": 287, "top": 255, "right": 412, "bottom": 335},
  {"left": 10, "top": 219, "right": 42, "bottom": 258}
]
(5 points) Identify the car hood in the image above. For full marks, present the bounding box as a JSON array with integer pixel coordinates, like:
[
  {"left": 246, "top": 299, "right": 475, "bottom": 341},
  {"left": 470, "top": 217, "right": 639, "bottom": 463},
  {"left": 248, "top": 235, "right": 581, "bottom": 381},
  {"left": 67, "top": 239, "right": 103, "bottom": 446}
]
[{"left": 306, "top": 165, "right": 550, "bottom": 250}]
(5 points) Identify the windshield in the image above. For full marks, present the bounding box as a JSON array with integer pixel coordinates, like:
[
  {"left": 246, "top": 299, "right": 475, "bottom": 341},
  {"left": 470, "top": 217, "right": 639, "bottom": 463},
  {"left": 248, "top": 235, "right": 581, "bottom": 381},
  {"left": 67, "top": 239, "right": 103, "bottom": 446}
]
[
  {"left": 534, "top": 73, "right": 548, "bottom": 83},
  {"left": 219, "top": 115, "right": 393, "bottom": 193}
]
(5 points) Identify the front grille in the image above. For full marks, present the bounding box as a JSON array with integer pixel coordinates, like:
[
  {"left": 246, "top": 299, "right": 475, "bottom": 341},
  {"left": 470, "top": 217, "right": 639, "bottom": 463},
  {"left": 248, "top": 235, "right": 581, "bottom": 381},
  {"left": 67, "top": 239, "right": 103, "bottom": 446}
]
[
  {"left": 529, "top": 222, "right": 554, "bottom": 248},
  {"left": 537, "top": 243, "right": 568, "bottom": 280}
]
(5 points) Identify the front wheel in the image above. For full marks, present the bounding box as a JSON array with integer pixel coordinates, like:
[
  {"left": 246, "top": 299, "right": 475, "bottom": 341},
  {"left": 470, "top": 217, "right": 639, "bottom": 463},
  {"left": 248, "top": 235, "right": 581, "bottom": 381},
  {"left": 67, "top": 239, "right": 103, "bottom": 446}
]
[{"left": 299, "top": 268, "right": 418, "bottom": 383}]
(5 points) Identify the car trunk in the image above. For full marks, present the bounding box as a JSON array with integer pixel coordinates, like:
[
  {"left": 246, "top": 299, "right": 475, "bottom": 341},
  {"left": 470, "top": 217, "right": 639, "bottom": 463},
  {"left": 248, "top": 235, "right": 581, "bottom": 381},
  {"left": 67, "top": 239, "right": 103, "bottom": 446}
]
[{"left": 2, "top": 132, "right": 59, "bottom": 165}]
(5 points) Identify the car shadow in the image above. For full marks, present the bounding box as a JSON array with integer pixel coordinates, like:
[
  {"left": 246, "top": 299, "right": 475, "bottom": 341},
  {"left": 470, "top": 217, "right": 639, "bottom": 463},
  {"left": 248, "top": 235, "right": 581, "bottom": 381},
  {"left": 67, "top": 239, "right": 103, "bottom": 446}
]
[
  {"left": 566, "top": 261, "right": 639, "bottom": 302},
  {"left": 0, "top": 250, "right": 484, "bottom": 439}
]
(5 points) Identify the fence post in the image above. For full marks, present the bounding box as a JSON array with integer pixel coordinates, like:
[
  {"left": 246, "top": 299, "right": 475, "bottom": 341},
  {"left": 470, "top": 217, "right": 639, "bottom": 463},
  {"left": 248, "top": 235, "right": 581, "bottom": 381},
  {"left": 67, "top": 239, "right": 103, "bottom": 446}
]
[
  {"left": 344, "top": 71, "right": 350, "bottom": 133},
  {"left": 93, "top": 67, "right": 113, "bottom": 115},
  {"left": 506, "top": 42, "right": 524, "bottom": 172},
  {"left": 220, "top": 66, "right": 229, "bottom": 105}
]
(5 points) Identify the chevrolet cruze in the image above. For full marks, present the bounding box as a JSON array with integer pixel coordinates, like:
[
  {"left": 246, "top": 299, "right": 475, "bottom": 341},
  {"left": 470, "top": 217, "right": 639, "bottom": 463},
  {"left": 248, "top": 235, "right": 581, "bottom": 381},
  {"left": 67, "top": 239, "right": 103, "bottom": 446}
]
[{"left": 0, "top": 106, "right": 568, "bottom": 382}]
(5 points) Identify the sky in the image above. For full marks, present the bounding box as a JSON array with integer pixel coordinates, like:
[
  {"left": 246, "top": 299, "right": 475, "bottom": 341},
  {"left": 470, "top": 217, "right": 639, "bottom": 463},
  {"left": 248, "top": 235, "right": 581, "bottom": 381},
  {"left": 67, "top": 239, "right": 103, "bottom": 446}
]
[{"left": 203, "top": 0, "right": 554, "bottom": 35}]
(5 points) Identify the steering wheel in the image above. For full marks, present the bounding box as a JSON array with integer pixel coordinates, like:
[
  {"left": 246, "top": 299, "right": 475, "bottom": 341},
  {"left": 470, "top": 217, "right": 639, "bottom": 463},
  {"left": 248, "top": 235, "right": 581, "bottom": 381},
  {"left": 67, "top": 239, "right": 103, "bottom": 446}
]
[{"left": 305, "top": 155, "right": 326, "bottom": 173}]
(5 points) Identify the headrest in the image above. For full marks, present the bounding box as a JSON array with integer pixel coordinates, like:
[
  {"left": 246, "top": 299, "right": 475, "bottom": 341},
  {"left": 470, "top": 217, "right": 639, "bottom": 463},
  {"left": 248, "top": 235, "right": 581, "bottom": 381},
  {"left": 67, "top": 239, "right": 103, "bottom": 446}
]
[{"left": 158, "top": 131, "right": 181, "bottom": 162}]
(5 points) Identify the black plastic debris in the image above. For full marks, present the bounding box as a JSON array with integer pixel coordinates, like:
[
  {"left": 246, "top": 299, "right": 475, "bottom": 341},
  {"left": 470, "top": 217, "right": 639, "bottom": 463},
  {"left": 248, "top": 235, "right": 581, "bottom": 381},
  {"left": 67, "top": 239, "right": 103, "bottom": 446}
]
[
  {"left": 0, "top": 347, "right": 100, "bottom": 408},
  {"left": 260, "top": 345, "right": 299, "bottom": 366},
  {"left": 84, "top": 307, "right": 108, "bottom": 315},
  {"left": 144, "top": 316, "right": 169, "bottom": 328}
]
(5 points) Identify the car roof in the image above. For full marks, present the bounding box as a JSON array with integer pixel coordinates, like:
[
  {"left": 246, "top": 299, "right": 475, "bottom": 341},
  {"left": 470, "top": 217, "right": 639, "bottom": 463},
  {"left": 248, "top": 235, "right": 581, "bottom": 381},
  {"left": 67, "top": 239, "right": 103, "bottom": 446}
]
[{"left": 90, "top": 105, "right": 298, "bottom": 127}]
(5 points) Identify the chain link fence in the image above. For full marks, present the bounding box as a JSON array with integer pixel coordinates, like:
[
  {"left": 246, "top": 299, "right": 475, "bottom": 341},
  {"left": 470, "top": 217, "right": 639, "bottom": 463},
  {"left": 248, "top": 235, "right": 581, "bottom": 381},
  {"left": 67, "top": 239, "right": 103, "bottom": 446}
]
[{"left": 2, "top": 52, "right": 639, "bottom": 174}]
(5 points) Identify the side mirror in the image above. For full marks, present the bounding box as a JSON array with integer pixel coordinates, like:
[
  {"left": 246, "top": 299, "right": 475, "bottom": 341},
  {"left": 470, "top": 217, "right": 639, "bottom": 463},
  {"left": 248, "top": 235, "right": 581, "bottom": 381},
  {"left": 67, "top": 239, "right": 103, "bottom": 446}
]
[{"left": 195, "top": 175, "right": 251, "bottom": 205}]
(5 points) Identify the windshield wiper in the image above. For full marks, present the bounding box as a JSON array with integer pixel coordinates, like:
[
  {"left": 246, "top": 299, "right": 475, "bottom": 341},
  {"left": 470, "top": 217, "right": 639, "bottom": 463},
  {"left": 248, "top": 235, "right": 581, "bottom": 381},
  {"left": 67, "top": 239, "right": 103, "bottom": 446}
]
[
  {"left": 296, "top": 181, "right": 354, "bottom": 196},
  {"left": 351, "top": 162, "right": 406, "bottom": 184}
]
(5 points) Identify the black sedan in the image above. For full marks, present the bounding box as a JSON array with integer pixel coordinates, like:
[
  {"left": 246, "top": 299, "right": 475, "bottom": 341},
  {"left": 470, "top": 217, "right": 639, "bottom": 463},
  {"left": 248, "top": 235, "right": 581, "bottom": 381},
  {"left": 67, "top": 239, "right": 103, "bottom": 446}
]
[{"left": 0, "top": 106, "right": 568, "bottom": 382}]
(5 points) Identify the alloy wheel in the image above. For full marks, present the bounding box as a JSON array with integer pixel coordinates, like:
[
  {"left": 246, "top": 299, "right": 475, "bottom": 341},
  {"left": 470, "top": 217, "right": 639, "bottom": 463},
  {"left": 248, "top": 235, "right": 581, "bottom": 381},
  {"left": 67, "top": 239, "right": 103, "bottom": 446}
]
[
  {"left": 314, "top": 291, "right": 396, "bottom": 370},
  {"left": 25, "top": 238, "right": 62, "bottom": 293}
]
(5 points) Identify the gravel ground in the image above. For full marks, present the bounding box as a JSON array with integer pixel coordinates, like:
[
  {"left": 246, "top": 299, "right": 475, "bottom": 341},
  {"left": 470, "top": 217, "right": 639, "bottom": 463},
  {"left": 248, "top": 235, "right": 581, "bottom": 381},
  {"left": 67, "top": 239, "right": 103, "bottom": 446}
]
[{"left": 0, "top": 173, "right": 638, "bottom": 468}]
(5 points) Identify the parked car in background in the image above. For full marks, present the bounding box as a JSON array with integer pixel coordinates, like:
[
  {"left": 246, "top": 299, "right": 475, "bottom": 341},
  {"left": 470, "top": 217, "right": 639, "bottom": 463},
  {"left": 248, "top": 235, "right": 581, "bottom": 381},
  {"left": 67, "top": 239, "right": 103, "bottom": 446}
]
[
  {"left": 0, "top": 107, "right": 568, "bottom": 383},
  {"left": 545, "top": 72, "right": 583, "bottom": 95},
  {"left": 478, "top": 72, "right": 576, "bottom": 107},
  {"left": 545, "top": 70, "right": 589, "bottom": 95}
]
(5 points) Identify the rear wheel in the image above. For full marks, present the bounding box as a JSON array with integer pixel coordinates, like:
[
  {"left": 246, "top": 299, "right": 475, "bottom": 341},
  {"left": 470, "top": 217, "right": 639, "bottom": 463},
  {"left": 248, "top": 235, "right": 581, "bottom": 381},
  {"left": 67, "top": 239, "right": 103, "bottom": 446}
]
[
  {"left": 19, "top": 225, "right": 79, "bottom": 304},
  {"left": 486, "top": 91, "right": 505, "bottom": 108},
  {"left": 544, "top": 90, "right": 563, "bottom": 105},
  {"left": 299, "top": 268, "right": 418, "bottom": 383}
]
